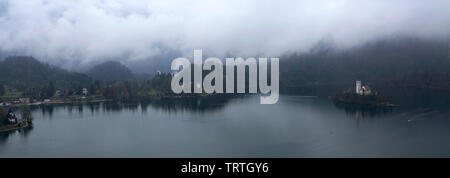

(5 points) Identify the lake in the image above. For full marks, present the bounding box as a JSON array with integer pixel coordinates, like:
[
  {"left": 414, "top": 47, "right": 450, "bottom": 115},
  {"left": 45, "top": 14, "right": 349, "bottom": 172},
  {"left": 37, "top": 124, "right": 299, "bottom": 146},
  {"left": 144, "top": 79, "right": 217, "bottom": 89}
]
[{"left": 1, "top": 94, "right": 450, "bottom": 158}]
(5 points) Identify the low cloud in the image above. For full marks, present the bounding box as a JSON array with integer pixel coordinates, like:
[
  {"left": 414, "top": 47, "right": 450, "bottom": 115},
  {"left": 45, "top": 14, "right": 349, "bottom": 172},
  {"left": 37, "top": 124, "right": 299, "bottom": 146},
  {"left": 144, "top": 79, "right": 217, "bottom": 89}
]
[{"left": 1, "top": 0, "right": 450, "bottom": 68}]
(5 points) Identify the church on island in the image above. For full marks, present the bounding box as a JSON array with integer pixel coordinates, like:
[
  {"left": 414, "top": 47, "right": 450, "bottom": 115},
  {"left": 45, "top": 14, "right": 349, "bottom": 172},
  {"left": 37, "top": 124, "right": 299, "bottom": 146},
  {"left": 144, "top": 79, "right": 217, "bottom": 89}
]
[
  {"left": 331, "top": 80, "right": 395, "bottom": 107},
  {"left": 355, "top": 80, "right": 372, "bottom": 96}
]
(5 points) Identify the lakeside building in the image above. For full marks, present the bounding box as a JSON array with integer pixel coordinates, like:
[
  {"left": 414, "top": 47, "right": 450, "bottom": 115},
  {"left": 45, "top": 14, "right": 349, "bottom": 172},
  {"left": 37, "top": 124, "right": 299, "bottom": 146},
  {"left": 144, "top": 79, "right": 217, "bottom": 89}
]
[
  {"left": 355, "top": 80, "right": 372, "bottom": 96},
  {"left": 19, "top": 97, "right": 30, "bottom": 104},
  {"left": 82, "top": 88, "right": 88, "bottom": 95},
  {"left": 7, "top": 109, "right": 18, "bottom": 124},
  {"left": 55, "top": 90, "right": 61, "bottom": 97}
]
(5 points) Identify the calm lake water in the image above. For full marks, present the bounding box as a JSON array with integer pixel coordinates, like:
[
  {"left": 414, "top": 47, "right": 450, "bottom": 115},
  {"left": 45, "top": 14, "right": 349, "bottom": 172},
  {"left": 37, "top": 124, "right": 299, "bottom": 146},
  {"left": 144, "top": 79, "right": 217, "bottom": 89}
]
[{"left": 1, "top": 94, "right": 450, "bottom": 158}]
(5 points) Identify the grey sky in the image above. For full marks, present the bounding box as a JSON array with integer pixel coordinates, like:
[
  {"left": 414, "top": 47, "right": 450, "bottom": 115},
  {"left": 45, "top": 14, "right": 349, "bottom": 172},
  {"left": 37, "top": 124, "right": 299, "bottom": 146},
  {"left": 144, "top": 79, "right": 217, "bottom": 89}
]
[{"left": 1, "top": 0, "right": 450, "bottom": 68}]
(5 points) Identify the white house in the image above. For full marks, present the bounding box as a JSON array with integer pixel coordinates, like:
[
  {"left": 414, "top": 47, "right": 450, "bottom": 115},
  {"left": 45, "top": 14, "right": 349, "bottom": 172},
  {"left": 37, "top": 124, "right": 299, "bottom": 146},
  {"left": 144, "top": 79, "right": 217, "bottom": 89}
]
[
  {"left": 82, "top": 88, "right": 88, "bottom": 95},
  {"left": 7, "top": 109, "right": 17, "bottom": 124}
]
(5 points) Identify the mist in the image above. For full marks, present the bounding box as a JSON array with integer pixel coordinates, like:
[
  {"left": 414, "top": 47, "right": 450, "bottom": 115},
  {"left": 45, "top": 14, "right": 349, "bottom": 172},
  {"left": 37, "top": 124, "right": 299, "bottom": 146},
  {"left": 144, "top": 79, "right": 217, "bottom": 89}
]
[{"left": 1, "top": 0, "right": 450, "bottom": 70}]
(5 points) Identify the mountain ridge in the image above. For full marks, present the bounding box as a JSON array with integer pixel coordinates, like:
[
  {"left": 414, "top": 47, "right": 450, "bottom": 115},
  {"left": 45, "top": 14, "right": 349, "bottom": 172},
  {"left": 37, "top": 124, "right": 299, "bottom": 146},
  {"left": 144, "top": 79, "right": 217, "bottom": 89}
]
[{"left": 86, "top": 60, "right": 135, "bottom": 82}]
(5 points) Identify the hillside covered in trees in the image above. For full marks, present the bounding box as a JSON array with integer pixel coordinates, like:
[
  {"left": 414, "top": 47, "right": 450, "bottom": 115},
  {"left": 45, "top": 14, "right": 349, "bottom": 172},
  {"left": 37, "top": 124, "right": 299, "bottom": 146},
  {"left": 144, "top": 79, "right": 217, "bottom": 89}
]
[
  {"left": 280, "top": 37, "right": 450, "bottom": 93},
  {"left": 0, "top": 56, "right": 172, "bottom": 102},
  {"left": 0, "top": 56, "right": 92, "bottom": 91},
  {"left": 87, "top": 61, "right": 135, "bottom": 82},
  {"left": 1, "top": 36, "right": 450, "bottom": 102}
]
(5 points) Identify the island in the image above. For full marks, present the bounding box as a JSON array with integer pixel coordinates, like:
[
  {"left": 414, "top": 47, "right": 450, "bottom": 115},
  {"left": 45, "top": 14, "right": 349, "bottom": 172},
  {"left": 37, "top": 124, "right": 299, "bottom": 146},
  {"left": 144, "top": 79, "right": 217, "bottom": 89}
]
[{"left": 331, "top": 81, "right": 396, "bottom": 107}]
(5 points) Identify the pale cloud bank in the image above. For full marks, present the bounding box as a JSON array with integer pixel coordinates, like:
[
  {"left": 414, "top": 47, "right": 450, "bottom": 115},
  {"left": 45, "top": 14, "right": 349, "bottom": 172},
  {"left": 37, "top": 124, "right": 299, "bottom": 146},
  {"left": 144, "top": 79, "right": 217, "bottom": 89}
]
[{"left": 0, "top": 0, "right": 450, "bottom": 68}]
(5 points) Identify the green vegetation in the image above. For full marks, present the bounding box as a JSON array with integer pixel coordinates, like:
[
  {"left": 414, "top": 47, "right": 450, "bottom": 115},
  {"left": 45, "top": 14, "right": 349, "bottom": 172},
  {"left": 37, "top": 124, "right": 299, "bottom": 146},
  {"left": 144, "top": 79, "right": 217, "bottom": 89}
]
[
  {"left": 102, "top": 73, "right": 172, "bottom": 101},
  {"left": 1, "top": 92, "right": 23, "bottom": 102},
  {"left": 0, "top": 85, "right": 4, "bottom": 96},
  {"left": 2, "top": 36, "right": 450, "bottom": 103},
  {"left": 280, "top": 37, "right": 450, "bottom": 92},
  {"left": 0, "top": 57, "right": 176, "bottom": 103},
  {"left": 332, "top": 92, "right": 393, "bottom": 106},
  {"left": 20, "top": 106, "right": 33, "bottom": 121},
  {"left": 3, "top": 92, "right": 22, "bottom": 98},
  {"left": 87, "top": 61, "right": 135, "bottom": 81},
  {"left": 0, "top": 56, "right": 91, "bottom": 92},
  {"left": 0, "top": 107, "right": 7, "bottom": 126},
  {"left": 0, "top": 106, "right": 33, "bottom": 129}
]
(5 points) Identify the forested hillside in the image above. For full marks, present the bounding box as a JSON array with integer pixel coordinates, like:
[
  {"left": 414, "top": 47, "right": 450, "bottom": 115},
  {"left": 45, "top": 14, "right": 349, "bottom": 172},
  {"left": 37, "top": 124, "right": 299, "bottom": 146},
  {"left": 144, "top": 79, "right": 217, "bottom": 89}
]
[
  {"left": 0, "top": 56, "right": 92, "bottom": 90},
  {"left": 87, "top": 61, "right": 135, "bottom": 81},
  {"left": 280, "top": 37, "right": 450, "bottom": 93}
]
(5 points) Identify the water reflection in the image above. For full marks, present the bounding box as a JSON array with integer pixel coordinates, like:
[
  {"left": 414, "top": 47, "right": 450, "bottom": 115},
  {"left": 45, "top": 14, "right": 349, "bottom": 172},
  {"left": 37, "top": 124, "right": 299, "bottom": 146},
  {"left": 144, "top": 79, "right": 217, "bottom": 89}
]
[
  {"left": 39, "top": 104, "right": 54, "bottom": 116},
  {"left": 3, "top": 94, "right": 450, "bottom": 157},
  {"left": 0, "top": 126, "right": 33, "bottom": 143},
  {"left": 332, "top": 101, "right": 394, "bottom": 120},
  {"left": 87, "top": 102, "right": 101, "bottom": 113},
  {"left": 1, "top": 97, "right": 236, "bottom": 143},
  {"left": 27, "top": 96, "right": 237, "bottom": 115},
  {"left": 142, "top": 96, "right": 235, "bottom": 113}
]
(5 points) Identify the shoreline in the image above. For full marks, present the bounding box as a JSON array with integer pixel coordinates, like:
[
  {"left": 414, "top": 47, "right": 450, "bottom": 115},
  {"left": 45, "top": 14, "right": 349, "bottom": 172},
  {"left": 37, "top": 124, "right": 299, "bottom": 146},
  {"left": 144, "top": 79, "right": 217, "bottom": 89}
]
[
  {"left": 0, "top": 122, "right": 32, "bottom": 132},
  {"left": 2, "top": 94, "right": 237, "bottom": 107},
  {"left": 3, "top": 99, "right": 113, "bottom": 107}
]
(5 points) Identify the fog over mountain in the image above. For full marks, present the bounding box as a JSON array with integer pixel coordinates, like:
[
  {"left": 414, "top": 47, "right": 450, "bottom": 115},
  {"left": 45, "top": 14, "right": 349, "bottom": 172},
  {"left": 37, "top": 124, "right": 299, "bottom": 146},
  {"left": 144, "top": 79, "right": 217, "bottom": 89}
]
[{"left": 1, "top": 0, "right": 450, "bottom": 71}]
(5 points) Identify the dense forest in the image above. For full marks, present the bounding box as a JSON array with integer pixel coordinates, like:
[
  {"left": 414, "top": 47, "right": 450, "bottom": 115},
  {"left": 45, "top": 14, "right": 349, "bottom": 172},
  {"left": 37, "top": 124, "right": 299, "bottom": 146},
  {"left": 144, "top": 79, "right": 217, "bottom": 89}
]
[
  {"left": 101, "top": 73, "right": 172, "bottom": 101},
  {"left": 0, "top": 56, "right": 92, "bottom": 91},
  {"left": 0, "top": 56, "right": 174, "bottom": 102},
  {"left": 0, "top": 107, "right": 7, "bottom": 126},
  {"left": 1, "top": 36, "right": 450, "bottom": 102},
  {"left": 280, "top": 36, "right": 450, "bottom": 93},
  {"left": 87, "top": 61, "right": 135, "bottom": 82}
]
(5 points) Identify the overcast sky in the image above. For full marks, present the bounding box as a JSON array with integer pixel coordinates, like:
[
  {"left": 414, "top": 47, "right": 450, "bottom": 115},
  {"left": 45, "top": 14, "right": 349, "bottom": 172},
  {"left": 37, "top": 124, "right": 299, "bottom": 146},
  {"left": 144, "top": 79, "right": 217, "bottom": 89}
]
[{"left": 1, "top": 0, "right": 450, "bottom": 68}]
